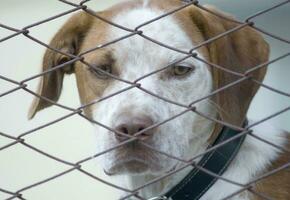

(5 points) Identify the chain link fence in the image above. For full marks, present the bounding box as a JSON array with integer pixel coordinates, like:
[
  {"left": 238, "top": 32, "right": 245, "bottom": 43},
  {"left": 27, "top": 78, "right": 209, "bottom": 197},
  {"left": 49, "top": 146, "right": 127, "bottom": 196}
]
[{"left": 0, "top": 0, "right": 290, "bottom": 199}]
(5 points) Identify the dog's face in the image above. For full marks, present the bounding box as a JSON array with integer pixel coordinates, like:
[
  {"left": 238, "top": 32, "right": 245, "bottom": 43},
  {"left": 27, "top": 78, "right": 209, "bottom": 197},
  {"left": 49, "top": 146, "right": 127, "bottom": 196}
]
[
  {"left": 76, "top": 2, "right": 214, "bottom": 175},
  {"left": 84, "top": 9, "right": 212, "bottom": 175},
  {"left": 29, "top": 0, "right": 269, "bottom": 176}
]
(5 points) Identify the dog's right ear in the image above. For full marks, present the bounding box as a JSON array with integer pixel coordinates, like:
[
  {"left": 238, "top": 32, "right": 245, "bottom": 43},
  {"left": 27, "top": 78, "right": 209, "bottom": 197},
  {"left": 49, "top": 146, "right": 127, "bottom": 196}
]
[
  {"left": 28, "top": 12, "right": 93, "bottom": 119},
  {"left": 188, "top": 5, "right": 269, "bottom": 126}
]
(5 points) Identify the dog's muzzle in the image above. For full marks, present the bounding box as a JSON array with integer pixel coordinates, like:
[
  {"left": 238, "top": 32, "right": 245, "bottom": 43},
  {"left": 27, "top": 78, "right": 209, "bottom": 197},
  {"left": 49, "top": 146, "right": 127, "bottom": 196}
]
[{"left": 113, "top": 113, "right": 155, "bottom": 141}]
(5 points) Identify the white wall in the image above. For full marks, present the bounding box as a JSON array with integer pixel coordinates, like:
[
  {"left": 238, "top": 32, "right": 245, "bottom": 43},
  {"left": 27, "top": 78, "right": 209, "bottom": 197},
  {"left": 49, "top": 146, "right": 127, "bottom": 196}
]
[{"left": 0, "top": 1, "right": 289, "bottom": 200}]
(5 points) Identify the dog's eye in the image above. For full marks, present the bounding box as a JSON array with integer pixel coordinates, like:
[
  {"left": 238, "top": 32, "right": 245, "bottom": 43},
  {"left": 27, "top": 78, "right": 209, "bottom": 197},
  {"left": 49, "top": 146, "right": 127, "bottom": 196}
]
[
  {"left": 91, "top": 65, "right": 112, "bottom": 79},
  {"left": 173, "top": 65, "right": 194, "bottom": 77}
]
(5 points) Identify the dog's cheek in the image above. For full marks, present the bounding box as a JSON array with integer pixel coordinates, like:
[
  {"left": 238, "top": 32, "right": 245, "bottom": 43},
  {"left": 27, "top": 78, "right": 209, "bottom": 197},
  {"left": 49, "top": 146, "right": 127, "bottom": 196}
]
[
  {"left": 91, "top": 99, "right": 119, "bottom": 167},
  {"left": 156, "top": 64, "right": 213, "bottom": 160},
  {"left": 93, "top": 123, "right": 113, "bottom": 167},
  {"left": 153, "top": 114, "right": 189, "bottom": 167}
]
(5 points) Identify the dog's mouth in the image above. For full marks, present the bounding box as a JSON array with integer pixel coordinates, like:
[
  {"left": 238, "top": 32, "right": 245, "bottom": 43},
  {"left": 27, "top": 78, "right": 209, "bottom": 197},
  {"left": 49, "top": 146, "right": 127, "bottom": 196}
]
[
  {"left": 103, "top": 149, "right": 179, "bottom": 176},
  {"left": 104, "top": 156, "right": 179, "bottom": 176},
  {"left": 104, "top": 157, "right": 150, "bottom": 175},
  {"left": 103, "top": 144, "right": 165, "bottom": 175}
]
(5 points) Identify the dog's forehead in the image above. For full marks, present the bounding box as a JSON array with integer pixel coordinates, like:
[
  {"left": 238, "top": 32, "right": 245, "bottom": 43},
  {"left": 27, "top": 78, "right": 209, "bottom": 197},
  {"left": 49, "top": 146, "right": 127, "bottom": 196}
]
[
  {"left": 82, "top": 0, "right": 207, "bottom": 76},
  {"left": 110, "top": 8, "right": 194, "bottom": 72}
]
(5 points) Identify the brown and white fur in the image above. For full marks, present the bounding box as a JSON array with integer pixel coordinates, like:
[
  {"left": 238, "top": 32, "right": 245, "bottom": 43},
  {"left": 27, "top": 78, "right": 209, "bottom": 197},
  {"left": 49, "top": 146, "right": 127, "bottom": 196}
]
[{"left": 29, "top": 0, "right": 290, "bottom": 199}]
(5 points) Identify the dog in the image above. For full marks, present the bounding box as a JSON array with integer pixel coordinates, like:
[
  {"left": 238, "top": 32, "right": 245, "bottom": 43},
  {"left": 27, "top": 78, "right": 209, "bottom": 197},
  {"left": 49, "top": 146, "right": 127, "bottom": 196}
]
[{"left": 28, "top": 0, "right": 290, "bottom": 199}]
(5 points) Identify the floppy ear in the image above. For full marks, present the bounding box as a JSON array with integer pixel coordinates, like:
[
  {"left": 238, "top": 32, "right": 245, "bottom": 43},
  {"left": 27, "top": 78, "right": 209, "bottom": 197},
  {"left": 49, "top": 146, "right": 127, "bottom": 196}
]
[
  {"left": 190, "top": 5, "right": 270, "bottom": 126},
  {"left": 28, "top": 12, "right": 93, "bottom": 119}
]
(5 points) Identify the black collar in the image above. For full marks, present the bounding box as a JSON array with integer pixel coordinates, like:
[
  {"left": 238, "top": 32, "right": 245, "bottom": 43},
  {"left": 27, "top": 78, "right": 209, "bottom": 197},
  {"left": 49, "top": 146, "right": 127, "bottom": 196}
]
[{"left": 154, "top": 122, "right": 247, "bottom": 200}]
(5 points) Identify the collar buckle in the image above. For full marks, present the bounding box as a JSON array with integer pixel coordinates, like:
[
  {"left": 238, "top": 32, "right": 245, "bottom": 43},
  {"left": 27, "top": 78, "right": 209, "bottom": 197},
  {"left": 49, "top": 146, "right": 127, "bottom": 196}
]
[{"left": 148, "top": 196, "right": 168, "bottom": 200}]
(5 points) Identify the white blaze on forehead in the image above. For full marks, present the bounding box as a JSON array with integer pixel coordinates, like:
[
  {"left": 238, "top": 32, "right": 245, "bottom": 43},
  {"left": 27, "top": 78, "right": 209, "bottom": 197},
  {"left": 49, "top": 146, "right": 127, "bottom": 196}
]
[
  {"left": 108, "top": 7, "right": 198, "bottom": 80},
  {"left": 110, "top": 7, "right": 192, "bottom": 46}
]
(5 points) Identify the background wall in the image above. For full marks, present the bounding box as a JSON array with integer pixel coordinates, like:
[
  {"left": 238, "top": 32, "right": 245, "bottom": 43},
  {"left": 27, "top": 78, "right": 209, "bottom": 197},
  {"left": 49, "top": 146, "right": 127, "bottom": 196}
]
[{"left": 0, "top": 0, "right": 289, "bottom": 199}]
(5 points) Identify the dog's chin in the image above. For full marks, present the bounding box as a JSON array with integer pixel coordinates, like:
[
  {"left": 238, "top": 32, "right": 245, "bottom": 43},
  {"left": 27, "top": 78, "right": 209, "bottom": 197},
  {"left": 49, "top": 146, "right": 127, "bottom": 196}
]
[
  {"left": 102, "top": 143, "right": 179, "bottom": 176},
  {"left": 104, "top": 157, "right": 177, "bottom": 176},
  {"left": 105, "top": 159, "right": 150, "bottom": 175}
]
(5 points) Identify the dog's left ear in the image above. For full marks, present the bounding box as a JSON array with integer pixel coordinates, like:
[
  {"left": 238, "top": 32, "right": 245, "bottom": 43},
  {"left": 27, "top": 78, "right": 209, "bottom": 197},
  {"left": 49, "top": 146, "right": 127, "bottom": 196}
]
[
  {"left": 28, "top": 12, "right": 93, "bottom": 119},
  {"left": 189, "top": 5, "right": 270, "bottom": 126}
]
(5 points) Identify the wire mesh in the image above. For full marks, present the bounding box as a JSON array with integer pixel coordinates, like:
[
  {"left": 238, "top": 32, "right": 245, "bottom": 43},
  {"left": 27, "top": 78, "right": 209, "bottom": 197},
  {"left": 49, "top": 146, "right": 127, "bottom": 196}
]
[{"left": 0, "top": 0, "right": 290, "bottom": 199}]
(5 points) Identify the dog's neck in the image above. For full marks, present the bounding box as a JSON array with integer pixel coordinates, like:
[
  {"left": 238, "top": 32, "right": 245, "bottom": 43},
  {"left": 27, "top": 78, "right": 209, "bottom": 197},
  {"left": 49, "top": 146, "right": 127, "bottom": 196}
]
[
  {"left": 114, "top": 120, "right": 286, "bottom": 200},
  {"left": 117, "top": 104, "right": 217, "bottom": 199}
]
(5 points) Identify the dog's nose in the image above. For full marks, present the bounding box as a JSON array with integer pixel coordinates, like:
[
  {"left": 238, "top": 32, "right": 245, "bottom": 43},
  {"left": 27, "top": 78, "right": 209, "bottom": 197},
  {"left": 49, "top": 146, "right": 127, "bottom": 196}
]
[{"left": 114, "top": 115, "right": 154, "bottom": 141}]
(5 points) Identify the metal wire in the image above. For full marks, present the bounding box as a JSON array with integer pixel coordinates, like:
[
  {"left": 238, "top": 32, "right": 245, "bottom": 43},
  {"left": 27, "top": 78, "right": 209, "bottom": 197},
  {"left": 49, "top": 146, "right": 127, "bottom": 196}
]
[{"left": 1, "top": 0, "right": 289, "bottom": 200}]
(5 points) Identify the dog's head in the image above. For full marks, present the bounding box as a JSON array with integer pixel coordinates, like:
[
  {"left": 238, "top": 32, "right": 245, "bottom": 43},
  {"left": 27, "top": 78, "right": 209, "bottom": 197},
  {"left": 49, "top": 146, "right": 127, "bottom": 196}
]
[{"left": 29, "top": 0, "right": 269, "bottom": 176}]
